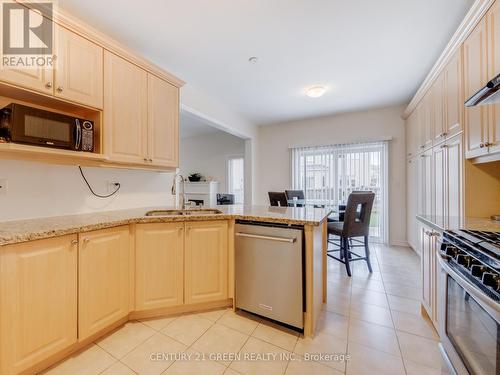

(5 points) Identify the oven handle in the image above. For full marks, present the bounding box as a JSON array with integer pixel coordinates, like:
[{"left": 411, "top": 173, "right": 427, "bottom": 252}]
[{"left": 437, "top": 253, "right": 499, "bottom": 313}]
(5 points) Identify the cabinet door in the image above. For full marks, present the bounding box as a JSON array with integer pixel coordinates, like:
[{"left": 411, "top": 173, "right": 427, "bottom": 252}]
[
  {"left": 421, "top": 227, "right": 432, "bottom": 317},
  {"left": 135, "top": 223, "right": 184, "bottom": 310},
  {"left": 185, "top": 221, "right": 228, "bottom": 304},
  {"left": 407, "top": 158, "right": 418, "bottom": 251},
  {"left": 0, "top": 17, "right": 53, "bottom": 94},
  {"left": 421, "top": 94, "right": 434, "bottom": 150},
  {"left": 418, "top": 150, "right": 432, "bottom": 216},
  {"left": 148, "top": 74, "right": 179, "bottom": 167},
  {"left": 0, "top": 235, "right": 77, "bottom": 375},
  {"left": 78, "top": 226, "right": 130, "bottom": 340},
  {"left": 464, "top": 19, "right": 488, "bottom": 158},
  {"left": 488, "top": 1, "right": 500, "bottom": 154},
  {"left": 104, "top": 52, "right": 148, "bottom": 164},
  {"left": 54, "top": 26, "right": 103, "bottom": 108},
  {"left": 432, "top": 145, "right": 446, "bottom": 220},
  {"left": 444, "top": 49, "right": 463, "bottom": 138},
  {"left": 446, "top": 135, "right": 463, "bottom": 224},
  {"left": 406, "top": 111, "right": 418, "bottom": 158},
  {"left": 432, "top": 75, "right": 446, "bottom": 143}
]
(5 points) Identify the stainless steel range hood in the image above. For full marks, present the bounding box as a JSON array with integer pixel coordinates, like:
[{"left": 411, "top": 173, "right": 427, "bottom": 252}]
[{"left": 465, "top": 73, "right": 500, "bottom": 107}]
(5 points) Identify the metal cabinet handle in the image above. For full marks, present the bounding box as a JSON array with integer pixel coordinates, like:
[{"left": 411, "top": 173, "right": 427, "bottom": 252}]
[
  {"left": 57, "top": 86, "right": 63, "bottom": 92},
  {"left": 143, "top": 157, "right": 148, "bottom": 162},
  {"left": 71, "top": 239, "right": 78, "bottom": 245},
  {"left": 149, "top": 158, "right": 153, "bottom": 162},
  {"left": 83, "top": 238, "right": 90, "bottom": 243},
  {"left": 236, "top": 232, "right": 296, "bottom": 243},
  {"left": 45, "top": 82, "right": 52, "bottom": 89},
  {"left": 480, "top": 143, "right": 485, "bottom": 148},
  {"left": 485, "top": 142, "right": 492, "bottom": 147}
]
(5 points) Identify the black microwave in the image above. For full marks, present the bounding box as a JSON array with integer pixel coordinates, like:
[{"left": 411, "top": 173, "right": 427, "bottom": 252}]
[{"left": 0, "top": 103, "right": 94, "bottom": 152}]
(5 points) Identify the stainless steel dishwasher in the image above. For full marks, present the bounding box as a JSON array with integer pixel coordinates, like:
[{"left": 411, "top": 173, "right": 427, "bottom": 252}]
[{"left": 235, "top": 221, "right": 304, "bottom": 329}]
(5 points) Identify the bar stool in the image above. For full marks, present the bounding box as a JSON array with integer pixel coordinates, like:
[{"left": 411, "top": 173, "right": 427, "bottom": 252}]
[{"left": 327, "top": 192, "right": 375, "bottom": 276}]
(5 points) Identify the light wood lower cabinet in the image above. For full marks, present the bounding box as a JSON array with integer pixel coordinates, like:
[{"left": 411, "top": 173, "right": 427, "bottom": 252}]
[
  {"left": 420, "top": 225, "right": 439, "bottom": 327},
  {"left": 135, "top": 223, "right": 184, "bottom": 310},
  {"left": 78, "top": 226, "right": 130, "bottom": 340},
  {"left": 0, "top": 235, "right": 78, "bottom": 375},
  {"left": 185, "top": 221, "right": 228, "bottom": 304}
]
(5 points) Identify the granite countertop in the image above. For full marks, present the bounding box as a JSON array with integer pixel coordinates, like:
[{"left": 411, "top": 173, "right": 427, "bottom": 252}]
[
  {"left": 0, "top": 205, "right": 332, "bottom": 246},
  {"left": 416, "top": 214, "right": 500, "bottom": 232}
]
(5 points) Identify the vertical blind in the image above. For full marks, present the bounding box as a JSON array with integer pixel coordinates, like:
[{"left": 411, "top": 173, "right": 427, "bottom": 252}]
[{"left": 290, "top": 141, "right": 389, "bottom": 242}]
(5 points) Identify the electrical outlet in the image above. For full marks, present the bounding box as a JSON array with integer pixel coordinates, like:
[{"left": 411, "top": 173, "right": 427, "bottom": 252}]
[
  {"left": 107, "top": 181, "right": 120, "bottom": 193},
  {"left": 0, "top": 179, "right": 7, "bottom": 194}
]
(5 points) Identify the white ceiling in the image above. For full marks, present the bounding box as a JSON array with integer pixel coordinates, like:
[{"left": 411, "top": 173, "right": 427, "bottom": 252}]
[
  {"left": 180, "top": 111, "right": 225, "bottom": 139},
  {"left": 60, "top": 0, "right": 474, "bottom": 125}
]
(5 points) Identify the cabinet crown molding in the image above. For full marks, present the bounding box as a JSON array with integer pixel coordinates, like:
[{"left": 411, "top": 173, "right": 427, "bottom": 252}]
[
  {"left": 403, "top": 0, "right": 494, "bottom": 119},
  {"left": 15, "top": 0, "right": 185, "bottom": 88}
]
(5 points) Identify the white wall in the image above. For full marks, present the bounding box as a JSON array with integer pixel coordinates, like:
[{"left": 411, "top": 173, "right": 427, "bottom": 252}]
[
  {"left": 180, "top": 132, "right": 246, "bottom": 194},
  {"left": 256, "top": 105, "right": 407, "bottom": 246},
  {"left": 0, "top": 160, "right": 174, "bottom": 221}
]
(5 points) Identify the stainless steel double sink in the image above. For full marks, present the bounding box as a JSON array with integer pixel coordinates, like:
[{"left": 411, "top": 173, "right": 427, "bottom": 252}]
[{"left": 144, "top": 209, "right": 223, "bottom": 217}]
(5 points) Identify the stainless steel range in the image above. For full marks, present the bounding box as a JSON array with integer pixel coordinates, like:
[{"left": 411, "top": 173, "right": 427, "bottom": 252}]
[{"left": 437, "top": 230, "right": 500, "bottom": 375}]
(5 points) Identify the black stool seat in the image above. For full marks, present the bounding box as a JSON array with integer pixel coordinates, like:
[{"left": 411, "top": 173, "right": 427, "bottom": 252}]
[{"left": 327, "top": 221, "right": 343, "bottom": 235}]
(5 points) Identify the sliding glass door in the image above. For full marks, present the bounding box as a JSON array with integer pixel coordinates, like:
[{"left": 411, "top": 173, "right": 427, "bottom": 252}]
[{"left": 291, "top": 141, "right": 388, "bottom": 243}]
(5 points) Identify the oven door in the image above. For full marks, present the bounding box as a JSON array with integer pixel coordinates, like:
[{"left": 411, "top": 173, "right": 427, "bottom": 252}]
[
  {"left": 10, "top": 104, "right": 77, "bottom": 150},
  {"left": 437, "top": 254, "right": 499, "bottom": 375}
]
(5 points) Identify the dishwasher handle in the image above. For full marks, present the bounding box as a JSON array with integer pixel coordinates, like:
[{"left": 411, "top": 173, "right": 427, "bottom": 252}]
[{"left": 235, "top": 232, "right": 297, "bottom": 243}]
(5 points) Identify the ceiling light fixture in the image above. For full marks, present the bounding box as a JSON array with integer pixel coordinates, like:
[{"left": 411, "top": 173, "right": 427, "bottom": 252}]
[
  {"left": 248, "top": 56, "right": 259, "bottom": 64},
  {"left": 306, "top": 86, "right": 327, "bottom": 98}
]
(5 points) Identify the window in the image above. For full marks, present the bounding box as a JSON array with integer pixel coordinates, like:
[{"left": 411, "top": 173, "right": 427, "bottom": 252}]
[
  {"left": 291, "top": 141, "right": 389, "bottom": 243},
  {"left": 227, "top": 156, "right": 244, "bottom": 204}
]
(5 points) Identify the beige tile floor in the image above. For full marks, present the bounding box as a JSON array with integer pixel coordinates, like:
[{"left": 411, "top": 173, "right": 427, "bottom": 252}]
[{"left": 43, "top": 243, "right": 444, "bottom": 375}]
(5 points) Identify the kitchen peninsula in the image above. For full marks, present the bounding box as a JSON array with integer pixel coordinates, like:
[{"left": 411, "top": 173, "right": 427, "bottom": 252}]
[{"left": 0, "top": 205, "right": 330, "bottom": 375}]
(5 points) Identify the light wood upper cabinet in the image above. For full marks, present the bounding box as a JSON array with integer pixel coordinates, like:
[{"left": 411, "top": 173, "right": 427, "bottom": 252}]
[
  {"left": 420, "top": 95, "right": 433, "bottom": 150},
  {"left": 432, "top": 74, "right": 446, "bottom": 143},
  {"left": 78, "top": 226, "right": 130, "bottom": 340},
  {"left": 104, "top": 52, "right": 148, "bottom": 164},
  {"left": 0, "top": 17, "right": 53, "bottom": 95},
  {"left": 418, "top": 149, "right": 433, "bottom": 216},
  {"left": 185, "top": 221, "right": 228, "bottom": 304},
  {"left": 443, "top": 49, "right": 463, "bottom": 138},
  {"left": 432, "top": 144, "right": 446, "bottom": 219},
  {"left": 464, "top": 18, "right": 489, "bottom": 158},
  {"left": 135, "top": 223, "right": 184, "bottom": 311},
  {"left": 148, "top": 74, "right": 179, "bottom": 167},
  {"left": 0, "top": 235, "right": 77, "bottom": 375},
  {"left": 406, "top": 110, "right": 419, "bottom": 158},
  {"left": 488, "top": 1, "right": 500, "bottom": 154},
  {"left": 54, "top": 26, "right": 103, "bottom": 109},
  {"left": 446, "top": 135, "right": 463, "bottom": 222},
  {"left": 0, "top": 65, "right": 52, "bottom": 95}
]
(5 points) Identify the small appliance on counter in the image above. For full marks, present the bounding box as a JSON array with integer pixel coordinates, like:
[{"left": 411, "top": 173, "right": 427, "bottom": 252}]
[
  {"left": 0, "top": 103, "right": 94, "bottom": 152},
  {"left": 437, "top": 229, "right": 499, "bottom": 375}
]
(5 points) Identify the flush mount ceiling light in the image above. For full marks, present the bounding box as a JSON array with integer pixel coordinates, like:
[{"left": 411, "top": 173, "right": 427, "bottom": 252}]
[
  {"left": 248, "top": 56, "right": 259, "bottom": 64},
  {"left": 306, "top": 86, "right": 327, "bottom": 98}
]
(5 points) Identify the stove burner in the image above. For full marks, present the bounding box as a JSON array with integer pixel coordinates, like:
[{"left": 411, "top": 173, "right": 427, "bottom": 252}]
[{"left": 441, "top": 229, "right": 500, "bottom": 301}]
